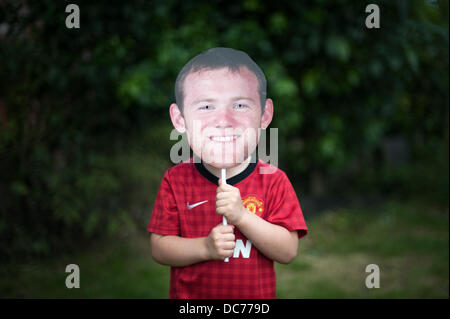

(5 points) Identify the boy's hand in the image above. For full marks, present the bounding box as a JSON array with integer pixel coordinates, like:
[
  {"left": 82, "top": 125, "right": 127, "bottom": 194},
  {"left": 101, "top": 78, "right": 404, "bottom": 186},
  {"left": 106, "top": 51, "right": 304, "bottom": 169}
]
[
  {"left": 216, "top": 179, "right": 248, "bottom": 226},
  {"left": 205, "top": 224, "right": 236, "bottom": 260}
]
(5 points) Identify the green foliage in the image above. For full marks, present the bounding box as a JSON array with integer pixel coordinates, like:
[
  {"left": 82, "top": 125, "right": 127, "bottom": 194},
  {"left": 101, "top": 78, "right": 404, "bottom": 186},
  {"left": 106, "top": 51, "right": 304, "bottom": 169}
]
[{"left": 0, "top": 0, "right": 447, "bottom": 260}]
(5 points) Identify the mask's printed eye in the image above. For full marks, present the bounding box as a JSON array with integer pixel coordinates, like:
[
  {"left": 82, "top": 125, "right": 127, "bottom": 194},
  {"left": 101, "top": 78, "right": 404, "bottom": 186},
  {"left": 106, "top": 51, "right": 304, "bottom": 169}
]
[
  {"left": 234, "top": 103, "right": 248, "bottom": 110},
  {"left": 199, "top": 105, "right": 213, "bottom": 110}
]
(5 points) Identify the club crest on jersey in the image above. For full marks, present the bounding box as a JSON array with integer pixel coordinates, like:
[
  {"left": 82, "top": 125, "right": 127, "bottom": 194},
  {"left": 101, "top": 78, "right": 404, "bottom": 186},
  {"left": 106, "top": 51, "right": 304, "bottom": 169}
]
[{"left": 242, "top": 196, "right": 264, "bottom": 217}]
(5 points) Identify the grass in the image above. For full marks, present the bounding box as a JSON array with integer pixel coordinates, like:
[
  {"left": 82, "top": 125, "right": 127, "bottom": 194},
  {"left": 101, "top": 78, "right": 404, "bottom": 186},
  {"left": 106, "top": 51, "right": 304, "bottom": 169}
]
[
  {"left": 1, "top": 198, "right": 448, "bottom": 298},
  {"left": 276, "top": 199, "right": 449, "bottom": 298},
  {"left": 0, "top": 235, "right": 170, "bottom": 298}
]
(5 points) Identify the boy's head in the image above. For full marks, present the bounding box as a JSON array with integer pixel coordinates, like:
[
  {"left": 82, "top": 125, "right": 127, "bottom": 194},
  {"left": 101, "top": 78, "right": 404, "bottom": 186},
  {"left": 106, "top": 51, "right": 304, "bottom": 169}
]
[
  {"left": 170, "top": 47, "right": 273, "bottom": 169},
  {"left": 175, "top": 47, "right": 267, "bottom": 113}
]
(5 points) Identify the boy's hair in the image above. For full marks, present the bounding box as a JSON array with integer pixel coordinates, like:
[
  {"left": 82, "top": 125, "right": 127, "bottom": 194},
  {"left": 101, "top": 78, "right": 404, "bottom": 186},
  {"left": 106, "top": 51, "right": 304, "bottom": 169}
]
[{"left": 175, "top": 47, "right": 267, "bottom": 113}]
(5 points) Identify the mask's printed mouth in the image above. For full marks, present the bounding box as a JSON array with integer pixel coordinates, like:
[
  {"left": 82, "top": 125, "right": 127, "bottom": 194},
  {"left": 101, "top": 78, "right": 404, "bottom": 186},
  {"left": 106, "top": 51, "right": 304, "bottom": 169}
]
[{"left": 209, "top": 135, "right": 241, "bottom": 142}]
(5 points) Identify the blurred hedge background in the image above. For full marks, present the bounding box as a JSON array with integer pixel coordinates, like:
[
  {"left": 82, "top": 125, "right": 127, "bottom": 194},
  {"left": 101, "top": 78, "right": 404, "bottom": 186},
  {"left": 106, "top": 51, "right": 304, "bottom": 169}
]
[{"left": 0, "top": 0, "right": 448, "bottom": 298}]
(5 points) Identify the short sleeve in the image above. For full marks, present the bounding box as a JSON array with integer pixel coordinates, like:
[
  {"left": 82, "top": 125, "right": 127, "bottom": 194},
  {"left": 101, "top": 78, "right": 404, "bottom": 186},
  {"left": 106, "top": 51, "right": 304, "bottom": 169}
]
[
  {"left": 147, "top": 171, "right": 180, "bottom": 235},
  {"left": 265, "top": 171, "right": 308, "bottom": 239}
]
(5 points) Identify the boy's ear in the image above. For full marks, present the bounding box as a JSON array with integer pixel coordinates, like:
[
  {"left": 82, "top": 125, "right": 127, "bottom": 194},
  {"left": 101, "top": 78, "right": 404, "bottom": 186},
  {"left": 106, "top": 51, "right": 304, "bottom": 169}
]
[
  {"left": 169, "top": 103, "right": 186, "bottom": 133},
  {"left": 260, "top": 98, "right": 274, "bottom": 130}
]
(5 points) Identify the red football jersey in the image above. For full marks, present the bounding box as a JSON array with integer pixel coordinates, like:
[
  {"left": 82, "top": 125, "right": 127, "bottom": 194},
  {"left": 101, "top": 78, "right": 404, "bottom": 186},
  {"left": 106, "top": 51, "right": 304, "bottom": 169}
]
[{"left": 147, "top": 157, "right": 308, "bottom": 299}]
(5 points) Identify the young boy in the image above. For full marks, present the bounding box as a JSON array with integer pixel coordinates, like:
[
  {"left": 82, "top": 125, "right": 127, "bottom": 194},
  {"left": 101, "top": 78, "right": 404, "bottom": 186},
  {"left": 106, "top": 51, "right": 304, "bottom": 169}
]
[{"left": 147, "top": 47, "right": 307, "bottom": 299}]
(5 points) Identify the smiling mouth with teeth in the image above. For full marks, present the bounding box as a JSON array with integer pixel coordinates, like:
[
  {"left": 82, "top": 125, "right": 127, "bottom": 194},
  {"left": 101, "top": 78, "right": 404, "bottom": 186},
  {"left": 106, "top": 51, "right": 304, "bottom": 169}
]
[{"left": 209, "top": 135, "right": 240, "bottom": 142}]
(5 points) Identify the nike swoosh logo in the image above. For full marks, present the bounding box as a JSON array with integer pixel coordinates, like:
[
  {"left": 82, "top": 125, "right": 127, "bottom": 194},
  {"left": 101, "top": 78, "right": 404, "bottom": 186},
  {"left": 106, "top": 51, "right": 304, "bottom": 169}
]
[{"left": 187, "top": 200, "right": 208, "bottom": 210}]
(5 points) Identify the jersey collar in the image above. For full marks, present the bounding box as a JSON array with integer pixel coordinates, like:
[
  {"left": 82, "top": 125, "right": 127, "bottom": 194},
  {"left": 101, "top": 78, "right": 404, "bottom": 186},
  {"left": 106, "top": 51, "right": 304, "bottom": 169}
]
[{"left": 194, "top": 153, "right": 257, "bottom": 186}]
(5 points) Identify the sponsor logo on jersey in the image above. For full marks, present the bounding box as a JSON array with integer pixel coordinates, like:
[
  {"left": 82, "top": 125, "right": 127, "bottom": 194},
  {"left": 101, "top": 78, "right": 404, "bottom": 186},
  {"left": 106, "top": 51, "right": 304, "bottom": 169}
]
[{"left": 187, "top": 200, "right": 208, "bottom": 210}]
